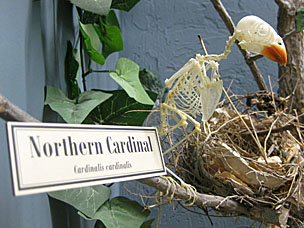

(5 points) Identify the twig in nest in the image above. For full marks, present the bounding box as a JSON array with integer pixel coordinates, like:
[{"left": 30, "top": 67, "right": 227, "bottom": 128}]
[
  {"left": 248, "top": 114, "right": 267, "bottom": 161},
  {"left": 223, "top": 87, "right": 266, "bottom": 161},
  {"left": 198, "top": 34, "right": 209, "bottom": 55},
  {"left": 263, "top": 116, "right": 279, "bottom": 155},
  {"left": 240, "top": 124, "right": 296, "bottom": 137},
  {"left": 268, "top": 75, "right": 278, "bottom": 112},
  {"left": 275, "top": 166, "right": 300, "bottom": 207},
  {"left": 294, "top": 110, "right": 304, "bottom": 147}
]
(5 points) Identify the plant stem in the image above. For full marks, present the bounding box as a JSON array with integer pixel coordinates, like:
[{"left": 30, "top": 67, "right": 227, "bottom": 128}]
[
  {"left": 83, "top": 69, "right": 92, "bottom": 77},
  {"left": 157, "top": 193, "right": 162, "bottom": 228},
  {"left": 92, "top": 70, "right": 113, "bottom": 73},
  {"left": 83, "top": 69, "right": 113, "bottom": 78},
  {"left": 79, "top": 10, "right": 87, "bottom": 92}
]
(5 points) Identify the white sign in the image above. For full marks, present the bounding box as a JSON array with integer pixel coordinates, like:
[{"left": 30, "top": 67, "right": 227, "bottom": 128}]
[{"left": 6, "top": 122, "right": 166, "bottom": 196}]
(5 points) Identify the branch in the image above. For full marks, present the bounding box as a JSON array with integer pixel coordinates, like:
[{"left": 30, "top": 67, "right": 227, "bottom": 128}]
[
  {"left": 275, "top": 0, "right": 292, "bottom": 10},
  {"left": 240, "top": 124, "right": 297, "bottom": 137},
  {"left": 0, "top": 94, "right": 39, "bottom": 123},
  {"left": 140, "top": 177, "right": 289, "bottom": 227},
  {"left": 0, "top": 91, "right": 288, "bottom": 227},
  {"left": 209, "top": 0, "right": 267, "bottom": 91}
]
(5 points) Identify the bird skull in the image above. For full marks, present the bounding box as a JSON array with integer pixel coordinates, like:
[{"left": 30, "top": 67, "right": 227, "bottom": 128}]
[{"left": 235, "top": 15, "right": 287, "bottom": 65}]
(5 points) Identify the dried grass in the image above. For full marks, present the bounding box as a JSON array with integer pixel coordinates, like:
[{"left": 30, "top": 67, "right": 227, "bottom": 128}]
[{"left": 163, "top": 90, "right": 304, "bottom": 211}]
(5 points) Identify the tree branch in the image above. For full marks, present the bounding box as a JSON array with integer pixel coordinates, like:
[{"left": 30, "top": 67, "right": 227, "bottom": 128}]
[
  {"left": 209, "top": 0, "right": 268, "bottom": 91},
  {"left": 275, "top": 0, "right": 292, "bottom": 10},
  {"left": 0, "top": 94, "right": 39, "bottom": 123},
  {"left": 140, "top": 177, "right": 288, "bottom": 227},
  {"left": 0, "top": 91, "right": 289, "bottom": 227}
]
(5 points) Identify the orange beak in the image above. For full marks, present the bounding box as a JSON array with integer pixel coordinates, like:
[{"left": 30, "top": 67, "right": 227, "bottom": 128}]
[{"left": 261, "top": 44, "right": 287, "bottom": 65}]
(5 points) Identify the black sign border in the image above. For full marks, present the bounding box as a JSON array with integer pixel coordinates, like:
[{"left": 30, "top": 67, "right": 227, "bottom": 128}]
[{"left": 7, "top": 123, "right": 166, "bottom": 195}]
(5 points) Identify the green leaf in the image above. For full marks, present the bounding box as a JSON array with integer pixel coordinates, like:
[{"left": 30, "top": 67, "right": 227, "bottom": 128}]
[
  {"left": 109, "top": 58, "right": 155, "bottom": 105},
  {"left": 48, "top": 185, "right": 111, "bottom": 218},
  {"left": 296, "top": 8, "right": 304, "bottom": 32},
  {"left": 140, "top": 219, "right": 154, "bottom": 228},
  {"left": 94, "top": 220, "right": 107, "bottom": 228},
  {"left": 104, "top": 10, "right": 120, "bottom": 28},
  {"left": 71, "top": 0, "right": 112, "bottom": 16},
  {"left": 45, "top": 86, "right": 112, "bottom": 124},
  {"left": 87, "top": 90, "right": 157, "bottom": 125},
  {"left": 111, "top": 0, "right": 140, "bottom": 12},
  {"left": 139, "top": 69, "right": 164, "bottom": 97},
  {"left": 65, "top": 41, "right": 81, "bottom": 99},
  {"left": 92, "top": 196, "right": 150, "bottom": 228},
  {"left": 81, "top": 22, "right": 100, "bottom": 50},
  {"left": 99, "top": 24, "right": 123, "bottom": 58},
  {"left": 81, "top": 10, "right": 100, "bottom": 24},
  {"left": 96, "top": 11, "right": 123, "bottom": 59},
  {"left": 79, "top": 22, "right": 105, "bottom": 65}
]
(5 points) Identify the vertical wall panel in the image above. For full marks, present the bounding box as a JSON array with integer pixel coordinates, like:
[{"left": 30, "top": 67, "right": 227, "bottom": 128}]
[{"left": 0, "top": 1, "right": 51, "bottom": 227}]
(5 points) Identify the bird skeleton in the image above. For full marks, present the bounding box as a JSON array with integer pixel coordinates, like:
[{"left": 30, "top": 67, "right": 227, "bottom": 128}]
[{"left": 160, "top": 15, "right": 287, "bottom": 154}]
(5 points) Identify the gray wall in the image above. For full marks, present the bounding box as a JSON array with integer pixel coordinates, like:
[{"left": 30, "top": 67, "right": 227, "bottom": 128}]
[
  {"left": 120, "top": 0, "right": 279, "bottom": 94},
  {"left": 0, "top": 1, "right": 51, "bottom": 227},
  {"left": 0, "top": 1, "right": 117, "bottom": 227},
  {"left": 0, "top": 0, "right": 278, "bottom": 227}
]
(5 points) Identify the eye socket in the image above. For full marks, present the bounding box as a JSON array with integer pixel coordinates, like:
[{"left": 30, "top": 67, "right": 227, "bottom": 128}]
[{"left": 278, "top": 42, "right": 282, "bottom": 45}]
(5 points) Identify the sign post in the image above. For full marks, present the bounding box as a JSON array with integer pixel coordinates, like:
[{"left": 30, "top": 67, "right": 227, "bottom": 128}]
[{"left": 6, "top": 122, "right": 166, "bottom": 196}]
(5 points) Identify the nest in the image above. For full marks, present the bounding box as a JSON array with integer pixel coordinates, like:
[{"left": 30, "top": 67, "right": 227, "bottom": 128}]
[{"left": 164, "top": 91, "right": 304, "bottom": 225}]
